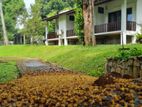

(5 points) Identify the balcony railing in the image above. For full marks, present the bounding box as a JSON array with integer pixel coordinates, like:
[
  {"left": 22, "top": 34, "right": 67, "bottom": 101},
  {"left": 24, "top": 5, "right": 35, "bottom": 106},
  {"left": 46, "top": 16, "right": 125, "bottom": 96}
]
[
  {"left": 127, "top": 21, "right": 136, "bottom": 31},
  {"left": 66, "top": 30, "right": 76, "bottom": 37},
  {"left": 94, "top": 21, "right": 136, "bottom": 33},
  {"left": 48, "top": 32, "right": 58, "bottom": 39}
]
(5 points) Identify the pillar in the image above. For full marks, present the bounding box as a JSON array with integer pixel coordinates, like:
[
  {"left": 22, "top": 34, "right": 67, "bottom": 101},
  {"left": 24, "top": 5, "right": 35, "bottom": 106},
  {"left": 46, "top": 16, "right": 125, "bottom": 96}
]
[
  {"left": 45, "top": 26, "right": 48, "bottom": 46},
  {"left": 121, "top": 0, "right": 127, "bottom": 45},
  {"left": 58, "top": 35, "right": 61, "bottom": 46}
]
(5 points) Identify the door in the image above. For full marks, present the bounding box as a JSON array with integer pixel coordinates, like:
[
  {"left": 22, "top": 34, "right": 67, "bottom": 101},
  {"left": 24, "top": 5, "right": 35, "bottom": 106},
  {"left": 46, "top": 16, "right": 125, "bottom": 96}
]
[{"left": 108, "top": 10, "right": 121, "bottom": 31}]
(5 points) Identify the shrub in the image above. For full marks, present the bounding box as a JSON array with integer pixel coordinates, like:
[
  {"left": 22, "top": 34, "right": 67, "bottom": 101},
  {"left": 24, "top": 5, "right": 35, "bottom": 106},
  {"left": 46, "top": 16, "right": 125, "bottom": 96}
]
[
  {"left": 116, "top": 47, "right": 142, "bottom": 60},
  {"left": 136, "top": 33, "right": 142, "bottom": 43}
]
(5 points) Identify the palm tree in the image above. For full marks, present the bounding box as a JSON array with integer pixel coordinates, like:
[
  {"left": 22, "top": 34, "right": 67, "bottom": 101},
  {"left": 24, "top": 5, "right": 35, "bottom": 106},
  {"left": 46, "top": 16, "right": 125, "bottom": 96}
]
[{"left": 0, "top": 0, "right": 9, "bottom": 45}]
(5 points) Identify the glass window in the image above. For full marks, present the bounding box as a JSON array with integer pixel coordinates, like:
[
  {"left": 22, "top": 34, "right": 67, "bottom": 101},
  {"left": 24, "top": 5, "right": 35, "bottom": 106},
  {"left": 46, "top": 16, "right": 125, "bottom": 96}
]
[{"left": 127, "top": 8, "right": 132, "bottom": 21}]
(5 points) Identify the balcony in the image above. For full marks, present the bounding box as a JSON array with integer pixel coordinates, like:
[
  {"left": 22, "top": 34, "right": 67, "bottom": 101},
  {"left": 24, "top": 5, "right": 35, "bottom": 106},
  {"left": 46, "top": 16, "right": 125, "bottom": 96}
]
[
  {"left": 66, "top": 30, "right": 76, "bottom": 37},
  {"left": 94, "top": 21, "right": 136, "bottom": 33},
  {"left": 48, "top": 32, "right": 58, "bottom": 39}
]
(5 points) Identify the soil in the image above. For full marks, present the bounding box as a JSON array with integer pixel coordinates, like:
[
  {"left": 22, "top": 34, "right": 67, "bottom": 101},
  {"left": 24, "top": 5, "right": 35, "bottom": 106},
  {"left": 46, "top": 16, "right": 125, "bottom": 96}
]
[{"left": 93, "top": 72, "right": 133, "bottom": 86}]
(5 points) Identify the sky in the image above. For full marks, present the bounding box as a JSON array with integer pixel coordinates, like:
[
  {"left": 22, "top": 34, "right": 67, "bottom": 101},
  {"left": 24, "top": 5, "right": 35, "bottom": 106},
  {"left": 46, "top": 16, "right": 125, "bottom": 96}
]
[{"left": 24, "top": 0, "right": 35, "bottom": 11}]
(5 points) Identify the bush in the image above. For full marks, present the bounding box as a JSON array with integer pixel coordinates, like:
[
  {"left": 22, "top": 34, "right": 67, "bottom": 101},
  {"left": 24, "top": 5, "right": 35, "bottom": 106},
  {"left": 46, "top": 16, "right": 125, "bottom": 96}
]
[
  {"left": 116, "top": 47, "right": 142, "bottom": 60},
  {"left": 136, "top": 33, "right": 142, "bottom": 43}
]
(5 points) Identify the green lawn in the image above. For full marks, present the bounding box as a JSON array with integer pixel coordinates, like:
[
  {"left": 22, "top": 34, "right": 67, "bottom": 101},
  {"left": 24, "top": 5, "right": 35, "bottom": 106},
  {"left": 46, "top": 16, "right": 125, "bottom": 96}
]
[
  {"left": 0, "top": 44, "right": 142, "bottom": 76},
  {"left": 0, "top": 61, "right": 19, "bottom": 83}
]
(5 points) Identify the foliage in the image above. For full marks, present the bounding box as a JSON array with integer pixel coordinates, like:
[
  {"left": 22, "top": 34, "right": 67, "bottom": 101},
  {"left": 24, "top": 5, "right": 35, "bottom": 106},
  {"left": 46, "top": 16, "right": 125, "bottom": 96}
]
[
  {"left": 74, "top": 0, "right": 84, "bottom": 44},
  {"left": 41, "top": 0, "right": 74, "bottom": 17},
  {"left": 0, "top": 0, "right": 26, "bottom": 40},
  {"left": 1, "top": 73, "right": 142, "bottom": 106},
  {"left": 117, "top": 47, "right": 142, "bottom": 60},
  {"left": 0, "top": 61, "right": 19, "bottom": 83},
  {"left": 136, "top": 33, "right": 142, "bottom": 43},
  {"left": 21, "top": 0, "right": 46, "bottom": 40}
]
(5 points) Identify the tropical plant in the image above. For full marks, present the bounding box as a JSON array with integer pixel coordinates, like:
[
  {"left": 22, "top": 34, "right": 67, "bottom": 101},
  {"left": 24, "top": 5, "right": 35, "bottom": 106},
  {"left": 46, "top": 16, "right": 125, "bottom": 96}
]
[{"left": 74, "top": 0, "right": 84, "bottom": 44}]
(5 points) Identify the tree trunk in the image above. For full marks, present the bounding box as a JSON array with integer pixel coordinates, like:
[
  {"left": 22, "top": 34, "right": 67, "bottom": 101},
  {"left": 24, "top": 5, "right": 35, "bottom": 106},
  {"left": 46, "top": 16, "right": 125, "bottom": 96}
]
[
  {"left": 83, "top": 0, "right": 96, "bottom": 46},
  {"left": 0, "top": 1, "right": 9, "bottom": 45}
]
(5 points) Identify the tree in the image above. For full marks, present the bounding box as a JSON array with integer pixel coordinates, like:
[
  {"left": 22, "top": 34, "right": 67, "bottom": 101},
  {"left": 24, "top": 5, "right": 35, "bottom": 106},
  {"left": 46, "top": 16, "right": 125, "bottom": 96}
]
[
  {"left": 83, "top": 0, "right": 96, "bottom": 46},
  {"left": 0, "top": 0, "right": 26, "bottom": 41},
  {"left": 0, "top": 0, "right": 8, "bottom": 45},
  {"left": 41, "top": 0, "right": 74, "bottom": 17},
  {"left": 21, "top": 0, "right": 46, "bottom": 44}
]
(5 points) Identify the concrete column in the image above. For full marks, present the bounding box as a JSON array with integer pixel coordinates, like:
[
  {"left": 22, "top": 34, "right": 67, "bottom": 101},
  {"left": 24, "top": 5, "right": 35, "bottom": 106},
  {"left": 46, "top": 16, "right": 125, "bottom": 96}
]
[
  {"left": 121, "top": 32, "right": 127, "bottom": 45},
  {"left": 136, "top": 0, "right": 142, "bottom": 33},
  {"left": 132, "top": 36, "right": 136, "bottom": 44},
  {"left": 64, "top": 32, "right": 68, "bottom": 46},
  {"left": 45, "top": 26, "right": 48, "bottom": 46},
  {"left": 121, "top": 0, "right": 127, "bottom": 45},
  {"left": 58, "top": 36, "right": 61, "bottom": 46},
  {"left": 23, "top": 35, "right": 26, "bottom": 45}
]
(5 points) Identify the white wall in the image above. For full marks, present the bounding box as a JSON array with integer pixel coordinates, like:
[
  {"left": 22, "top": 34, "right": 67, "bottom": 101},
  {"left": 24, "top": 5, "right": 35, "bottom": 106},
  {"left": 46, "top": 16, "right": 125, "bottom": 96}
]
[
  {"left": 58, "top": 14, "right": 67, "bottom": 38},
  {"left": 94, "top": 0, "right": 136, "bottom": 25},
  {"left": 66, "top": 14, "right": 74, "bottom": 30}
]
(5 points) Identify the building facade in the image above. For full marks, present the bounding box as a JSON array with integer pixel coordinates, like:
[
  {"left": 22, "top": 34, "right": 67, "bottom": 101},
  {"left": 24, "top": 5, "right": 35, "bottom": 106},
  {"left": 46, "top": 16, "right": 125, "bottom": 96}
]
[
  {"left": 94, "top": 0, "right": 142, "bottom": 44},
  {"left": 44, "top": 10, "right": 78, "bottom": 46},
  {"left": 45, "top": 0, "right": 142, "bottom": 45}
]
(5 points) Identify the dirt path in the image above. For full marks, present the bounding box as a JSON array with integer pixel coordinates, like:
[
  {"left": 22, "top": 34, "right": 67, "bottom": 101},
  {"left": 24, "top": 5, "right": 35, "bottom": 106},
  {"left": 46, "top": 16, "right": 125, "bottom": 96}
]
[{"left": 17, "top": 59, "right": 71, "bottom": 75}]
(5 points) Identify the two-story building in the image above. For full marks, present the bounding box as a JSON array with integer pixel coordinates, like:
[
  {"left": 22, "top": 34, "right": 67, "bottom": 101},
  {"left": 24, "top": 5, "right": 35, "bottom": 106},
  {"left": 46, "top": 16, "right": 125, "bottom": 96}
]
[
  {"left": 44, "top": 0, "right": 142, "bottom": 45},
  {"left": 94, "top": 0, "right": 142, "bottom": 44},
  {"left": 44, "top": 10, "right": 78, "bottom": 46}
]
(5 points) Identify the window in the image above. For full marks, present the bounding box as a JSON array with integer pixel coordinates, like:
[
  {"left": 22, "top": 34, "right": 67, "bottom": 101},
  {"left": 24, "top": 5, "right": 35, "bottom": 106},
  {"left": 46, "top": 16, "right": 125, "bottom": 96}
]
[
  {"left": 108, "top": 8, "right": 133, "bottom": 23},
  {"left": 108, "top": 10, "right": 121, "bottom": 23},
  {"left": 98, "top": 7, "right": 104, "bottom": 14},
  {"left": 69, "top": 15, "right": 74, "bottom": 21},
  {"left": 127, "top": 8, "right": 132, "bottom": 21}
]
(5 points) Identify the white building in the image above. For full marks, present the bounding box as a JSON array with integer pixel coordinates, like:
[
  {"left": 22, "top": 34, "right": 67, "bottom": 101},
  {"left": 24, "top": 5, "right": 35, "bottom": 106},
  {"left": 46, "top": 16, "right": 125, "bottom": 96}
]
[
  {"left": 94, "top": 0, "right": 142, "bottom": 44},
  {"left": 44, "top": 10, "right": 78, "bottom": 46},
  {"left": 45, "top": 0, "right": 142, "bottom": 45}
]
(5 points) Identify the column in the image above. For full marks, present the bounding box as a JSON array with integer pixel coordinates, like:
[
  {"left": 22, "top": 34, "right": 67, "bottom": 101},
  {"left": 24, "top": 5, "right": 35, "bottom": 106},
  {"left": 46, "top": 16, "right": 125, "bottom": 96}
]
[
  {"left": 64, "top": 32, "right": 68, "bottom": 46},
  {"left": 58, "top": 35, "right": 61, "bottom": 46},
  {"left": 23, "top": 35, "right": 26, "bottom": 44},
  {"left": 121, "top": 0, "right": 127, "bottom": 45},
  {"left": 132, "top": 36, "right": 136, "bottom": 44},
  {"left": 45, "top": 26, "right": 48, "bottom": 46}
]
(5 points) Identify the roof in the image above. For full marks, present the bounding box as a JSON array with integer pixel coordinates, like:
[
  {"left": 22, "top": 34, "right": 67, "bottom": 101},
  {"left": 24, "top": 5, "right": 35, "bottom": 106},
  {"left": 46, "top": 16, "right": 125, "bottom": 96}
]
[
  {"left": 43, "top": 10, "right": 75, "bottom": 21},
  {"left": 94, "top": 0, "right": 114, "bottom": 5}
]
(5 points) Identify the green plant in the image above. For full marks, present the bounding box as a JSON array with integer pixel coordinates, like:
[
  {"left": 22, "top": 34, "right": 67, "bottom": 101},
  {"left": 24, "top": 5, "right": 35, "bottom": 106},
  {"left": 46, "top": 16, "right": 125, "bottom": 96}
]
[
  {"left": 74, "top": 0, "right": 84, "bottom": 44},
  {"left": 136, "top": 33, "right": 142, "bottom": 41},
  {"left": 117, "top": 47, "right": 142, "bottom": 60}
]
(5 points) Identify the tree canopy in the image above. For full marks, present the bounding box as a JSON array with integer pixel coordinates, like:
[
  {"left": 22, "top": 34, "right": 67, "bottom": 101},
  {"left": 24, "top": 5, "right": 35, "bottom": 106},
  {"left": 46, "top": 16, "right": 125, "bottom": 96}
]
[{"left": 0, "top": 0, "right": 26, "bottom": 40}]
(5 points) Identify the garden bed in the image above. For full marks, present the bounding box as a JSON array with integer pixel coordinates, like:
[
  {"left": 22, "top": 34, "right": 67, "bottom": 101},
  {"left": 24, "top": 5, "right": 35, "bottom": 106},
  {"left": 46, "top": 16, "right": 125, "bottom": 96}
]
[{"left": 0, "top": 72, "right": 142, "bottom": 106}]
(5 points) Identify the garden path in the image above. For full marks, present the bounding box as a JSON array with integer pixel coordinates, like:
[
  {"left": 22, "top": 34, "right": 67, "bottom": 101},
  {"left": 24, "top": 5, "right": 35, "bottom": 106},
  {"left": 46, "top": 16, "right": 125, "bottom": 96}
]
[{"left": 17, "top": 59, "right": 71, "bottom": 75}]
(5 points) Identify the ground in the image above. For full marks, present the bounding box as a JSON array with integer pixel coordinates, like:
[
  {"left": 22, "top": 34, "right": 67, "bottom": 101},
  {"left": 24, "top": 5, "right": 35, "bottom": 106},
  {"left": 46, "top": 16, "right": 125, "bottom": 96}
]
[
  {"left": 1, "top": 72, "right": 142, "bottom": 106},
  {"left": 0, "top": 44, "right": 142, "bottom": 106}
]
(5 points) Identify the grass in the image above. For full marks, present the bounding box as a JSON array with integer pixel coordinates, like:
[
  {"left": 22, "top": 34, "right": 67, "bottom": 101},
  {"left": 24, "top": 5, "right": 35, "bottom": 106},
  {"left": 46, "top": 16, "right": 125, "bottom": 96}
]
[
  {"left": 0, "top": 61, "right": 19, "bottom": 83},
  {"left": 0, "top": 44, "right": 142, "bottom": 76}
]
